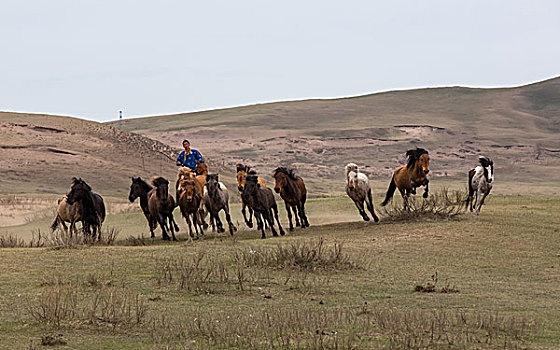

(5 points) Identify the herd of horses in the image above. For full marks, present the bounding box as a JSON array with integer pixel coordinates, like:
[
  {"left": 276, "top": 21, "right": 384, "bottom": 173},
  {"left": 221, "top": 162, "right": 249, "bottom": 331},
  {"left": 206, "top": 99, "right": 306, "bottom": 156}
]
[{"left": 50, "top": 148, "right": 494, "bottom": 241}]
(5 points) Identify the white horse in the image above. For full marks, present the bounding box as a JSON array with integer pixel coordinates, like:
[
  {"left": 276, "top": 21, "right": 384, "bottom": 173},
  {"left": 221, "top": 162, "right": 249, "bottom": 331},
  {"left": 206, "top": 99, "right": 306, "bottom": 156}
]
[
  {"left": 466, "top": 156, "right": 494, "bottom": 214},
  {"left": 345, "top": 163, "right": 379, "bottom": 222}
]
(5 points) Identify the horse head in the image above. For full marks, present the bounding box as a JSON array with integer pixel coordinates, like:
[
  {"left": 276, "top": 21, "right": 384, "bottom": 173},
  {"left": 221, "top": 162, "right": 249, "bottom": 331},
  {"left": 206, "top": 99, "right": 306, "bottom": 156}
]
[
  {"left": 66, "top": 177, "right": 92, "bottom": 205},
  {"left": 272, "top": 167, "right": 290, "bottom": 194},
  {"left": 406, "top": 148, "right": 430, "bottom": 175},
  {"left": 206, "top": 174, "right": 219, "bottom": 196},
  {"left": 479, "top": 156, "right": 494, "bottom": 183},
  {"left": 243, "top": 174, "right": 259, "bottom": 201},
  {"left": 345, "top": 163, "right": 359, "bottom": 189},
  {"left": 129, "top": 177, "right": 151, "bottom": 202},
  {"left": 179, "top": 179, "right": 196, "bottom": 202},
  {"left": 236, "top": 164, "right": 250, "bottom": 192},
  {"left": 151, "top": 176, "right": 169, "bottom": 200}
]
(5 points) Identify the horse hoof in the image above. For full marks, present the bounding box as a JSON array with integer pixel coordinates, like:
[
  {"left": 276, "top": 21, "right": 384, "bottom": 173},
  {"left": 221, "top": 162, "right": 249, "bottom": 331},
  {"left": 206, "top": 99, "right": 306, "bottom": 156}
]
[
  {"left": 363, "top": 216, "right": 370, "bottom": 222},
  {"left": 272, "top": 233, "right": 279, "bottom": 237},
  {"left": 423, "top": 192, "right": 428, "bottom": 198},
  {"left": 289, "top": 227, "right": 294, "bottom": 232},
  {"left": 247, "top": 222, "right": 253, "bottom": 228},
  {"left": 190, "top": 234, "right": 195, "bottom": 238},
  {"left": 373, "top": 217, "right": 380, "bottom": 223},
  {"left": 261, "top": 235, "right": 266, "bottom": 239},
  {"left": 280, "top": 230, "right": 285, "bottom": 236}
]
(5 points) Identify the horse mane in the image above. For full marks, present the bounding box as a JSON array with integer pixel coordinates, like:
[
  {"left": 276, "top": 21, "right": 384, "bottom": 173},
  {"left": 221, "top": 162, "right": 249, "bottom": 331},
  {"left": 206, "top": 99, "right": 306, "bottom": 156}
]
[
  {"left": 177, "top": 167, "right": 192, "bottom": 179},
  {"left": 151, "top": 176, "right": 168, "bottom": 187},
  {"left": 478, "top": 156, "right": 492, "bottom": 167},
  {"left": 71, "top": 177, "right": 91, "bottom": 191},
  {"left": 133, "top": 177, "right": 152, "bottom": 192},
  {"left": 236, "top": 163, "right": 248, "bottom": 173},
  {"left": 345, "top": 163, "right": 359, "bottom": 177},
  {"left": 247, "top": 169, "right": 257, "bottom": 175},
  {"left": 246, "top": 174, "right": 258, "bottom": 183},
  {"left": 274, "top": 167, "right": 298, "bottom": 181},
  {"left": 406, "top": 148, "right": 429, "bottom": 169}
]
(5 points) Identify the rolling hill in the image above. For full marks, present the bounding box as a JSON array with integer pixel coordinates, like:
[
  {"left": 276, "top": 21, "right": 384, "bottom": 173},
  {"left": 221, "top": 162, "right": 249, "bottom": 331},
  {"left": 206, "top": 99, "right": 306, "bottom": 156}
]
[{"left": 111, "top": 77, "right": 560, "bottom": 194}]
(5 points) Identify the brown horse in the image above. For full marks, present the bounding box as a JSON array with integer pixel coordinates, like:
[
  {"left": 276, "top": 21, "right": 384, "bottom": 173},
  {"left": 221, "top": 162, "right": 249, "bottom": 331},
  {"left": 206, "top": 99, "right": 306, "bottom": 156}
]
[
  {"left": 175, "top": 166, "right": 207, "bottom": 229},
  {"left": 381, "top": 148, "right": 430, "bottom": 209},
  {"left": 65, "top": 178, "right": 106, "bottom": 241},
  {"left": 243, "top": 174, "right": 285, "bottom": 239},
  {"left": 148, "top": 176, "right": 178, "bottom": 241},
  {"left": 178, "top": 178, "right": 205, "bottom": 238},
  {"left": 236, "top": 164, "right": 266, "bottom": 228},
  {"left": 50, "top": 196, "right": 83, "bottom": 237},
  {"left": 272, "top": 167, "right": 309, "bottom": 231}
]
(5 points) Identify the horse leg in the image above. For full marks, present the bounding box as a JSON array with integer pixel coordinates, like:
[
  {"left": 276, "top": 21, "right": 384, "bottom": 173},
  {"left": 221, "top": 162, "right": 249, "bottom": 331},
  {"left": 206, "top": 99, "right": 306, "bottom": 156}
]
[
  {"left": 366, "top": 189, "right": 380, "bottom": 223},
  {"left": 224, "top": 204, "right": 236, "bottom": 235},
  {"left": 168, "top": 213, "right": 178, "bottom": 241},
  {"left": 355, "top": 199, "right": 369, "bottom": 221},
  {"left": 195, "top": 210, "right": 205, "bottom": 236},
  {"left": 272, "top": 204, "right": 285, "bottom": 236},
  {"left": 255, "top": 211, "right": 266, "bottom": 239},
  {"left": 292, "top": 205, "right": 302, "bottom": 227},
  {"left": 300, "top": 194, "right": 309, "bottom": 228},
  {"left": 422, "top": 179, "right": 429, "bottom": 198},
  {"left": 241, "top": 201, "right": 253, "bottom": 228},
  {"left": 476, "top": 190, "right": 489, "bottom": 214},
  {"left": 285, "top": 202, "right": 295, "bottom": 231},
  {"left": 216, "top": 212, "right": 225, "bottom": 233},
  {"left": 185, "top": 214, "right": 195, "bottom": 239},
  {"left": 474, "top": 188, "right": 482, "bottom": 215}
]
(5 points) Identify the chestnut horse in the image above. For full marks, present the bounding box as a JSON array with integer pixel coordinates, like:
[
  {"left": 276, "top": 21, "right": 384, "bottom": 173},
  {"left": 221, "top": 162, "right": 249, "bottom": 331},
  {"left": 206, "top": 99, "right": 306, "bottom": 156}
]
[
  {"left": 236, "top": 164, "right": 266, "bottom": 228},
  {"left": 345, "top": 163, "right": 379, "bottom": 222},
  {"left": 272, "top": 167, "right": 309, "bottom": 231},
  {"left": 178, "top": 178, "right": 205, "bottom": 238},
  {"left": 65, "top": 178, "right": 106, "bottom": 241},
  {"left": 148, "top": 176, "right": 178, "bottom": 241},
  {"left": 381, "top": 148, "right": 430, "bottom": 209},
  {"left": 175, "top": 166, "right": 207, "bottom": 229}
]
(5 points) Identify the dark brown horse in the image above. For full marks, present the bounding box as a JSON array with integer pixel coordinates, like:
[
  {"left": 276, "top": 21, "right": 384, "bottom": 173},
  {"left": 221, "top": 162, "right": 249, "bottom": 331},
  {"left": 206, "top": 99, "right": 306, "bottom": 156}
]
[
  {"left": 129, "top": 177, "right": 178, "bottom": 238},
  {"left": 272, "top": 167, "right": 309, "bottom": 231},
  {"left": 381, "top": 148, "right": 430, "bottom": 209},
  {"left": 178, "top": 178, "right": 205, "bottom": 238},
  {"left": 236, "top": 164, "right": 266, "bottom": 228},
  {"left": 243, "top": 174, "right": 285, "bottom": 239},
  {"left": 65, "top": 178, "right": 106, "bottom": 241},
  {"left": 148, "top": 176, "right": 178, "bottom": 241}
]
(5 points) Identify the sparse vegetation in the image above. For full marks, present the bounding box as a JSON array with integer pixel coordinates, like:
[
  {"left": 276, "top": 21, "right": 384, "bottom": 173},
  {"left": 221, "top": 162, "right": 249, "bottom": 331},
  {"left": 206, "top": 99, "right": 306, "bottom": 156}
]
[{"left": 380, "top": 188, "right": 466, "bottom": 221}]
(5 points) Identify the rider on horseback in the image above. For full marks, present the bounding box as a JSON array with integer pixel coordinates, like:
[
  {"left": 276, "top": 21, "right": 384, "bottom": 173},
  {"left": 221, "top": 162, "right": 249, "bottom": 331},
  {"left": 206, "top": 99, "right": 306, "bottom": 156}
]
[{"left": 176, "top": 139, "right": 204, "bottom": 174}]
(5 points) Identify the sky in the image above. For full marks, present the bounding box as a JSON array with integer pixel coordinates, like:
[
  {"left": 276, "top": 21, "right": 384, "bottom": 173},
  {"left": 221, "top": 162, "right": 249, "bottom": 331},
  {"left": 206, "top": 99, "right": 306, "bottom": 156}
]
[{"left": 1, "top": 0, "right": 559, "bottom": 122}]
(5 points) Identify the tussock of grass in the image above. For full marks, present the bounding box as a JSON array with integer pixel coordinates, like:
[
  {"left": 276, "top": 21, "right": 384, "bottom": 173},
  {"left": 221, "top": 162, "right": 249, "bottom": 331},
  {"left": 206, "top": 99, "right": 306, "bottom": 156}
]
[
  {"left": 236, "top": 237, "right": 360, "bottom": 271},
  {"left": 0, "top": 227, "right": 120, "bottom": 248},
  {"left": 26, "top": 276, "right": 146, "bottom": 329},
  {"left": 380, "top": 188, "right": 466, "bottom": 221},
  {"left": 148, "top": 305, "right": 535, "bottom": 350}
]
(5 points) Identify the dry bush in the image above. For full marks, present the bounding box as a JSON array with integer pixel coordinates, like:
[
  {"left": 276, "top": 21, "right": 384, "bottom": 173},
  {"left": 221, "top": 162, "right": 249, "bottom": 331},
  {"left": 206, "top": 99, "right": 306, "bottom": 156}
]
[
  {"left": 154, "top": 252, "right": 233, "bottom": 294},
  {"left": 0, "top": 233, "right": 27, "bottom": 248},
  {"left": 236, "top": 237, "right": 360, "bottom": 271},
  {"left": 414, "top": 271, "right": 460, "bottom": 294},
  {"left": 121, "top": 234, "right": 154, "bottom": 246},
  {"left": 147, "top": 305, "right": 535, "bottom": 350},
  {"left": 26, "top": 277, "right": 147, "bottom": 329},
  {"left": 380, "top": 188, "right": 466, "bottom": 222}
]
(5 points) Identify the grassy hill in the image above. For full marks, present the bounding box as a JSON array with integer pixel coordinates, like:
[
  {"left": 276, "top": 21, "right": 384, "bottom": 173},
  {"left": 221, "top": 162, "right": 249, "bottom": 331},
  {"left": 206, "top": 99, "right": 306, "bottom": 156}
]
[{"left": 112, "top": 77, "right": 560, "bottom": 194}]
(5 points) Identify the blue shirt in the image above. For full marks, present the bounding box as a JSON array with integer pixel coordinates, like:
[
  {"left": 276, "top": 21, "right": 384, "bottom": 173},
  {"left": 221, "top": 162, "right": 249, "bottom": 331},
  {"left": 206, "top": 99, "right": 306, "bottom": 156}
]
[{"left": 176, "top": 149, "right": 203, "bottom": 169}]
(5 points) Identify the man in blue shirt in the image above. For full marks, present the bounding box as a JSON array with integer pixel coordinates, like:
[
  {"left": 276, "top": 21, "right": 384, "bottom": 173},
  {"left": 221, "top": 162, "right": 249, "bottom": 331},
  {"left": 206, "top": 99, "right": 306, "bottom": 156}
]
[{"left": 176, "top": 139, "right": 204, "bottom": 172}]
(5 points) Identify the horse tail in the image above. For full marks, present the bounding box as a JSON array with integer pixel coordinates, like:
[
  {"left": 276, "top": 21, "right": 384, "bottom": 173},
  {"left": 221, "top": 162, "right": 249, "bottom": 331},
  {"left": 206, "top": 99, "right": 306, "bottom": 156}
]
[
  {"left": 381, "top": 175, "right": 397, "bottom": 206},
  {"left": 50, "top": 215, "right": 60, "bottom": 232}
]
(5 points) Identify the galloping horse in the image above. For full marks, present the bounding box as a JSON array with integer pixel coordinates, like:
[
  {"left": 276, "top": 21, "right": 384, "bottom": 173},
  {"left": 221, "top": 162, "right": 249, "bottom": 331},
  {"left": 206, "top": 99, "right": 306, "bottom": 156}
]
[
  {"left": 51, "top": 195, "right": 83, "bottom": 237},
  {"left": 176, "top": 166, "right": 207, "bottom": 229},
  {"left": 148, "top": 176, "right": 178, "bottom": 241},
  {"left": 178, "top": 178, "right": 205, "bottom": 238},
  {"left": 345, "top": 163, "right": 379, "bottom": 222},
  {"left": 236, "top": 164, "right": 266, "bottom": 228},
  {"left": 65, "top": 178, "right": 106, "bottom": 241},
  {"left": 466, "top": 156, "right": 494, "bottom": 214},
  {"left": 381, "top": 148, "right": 430, "bottom": 209},
  {"left": 243, "top": 174, "right": 285, "bottom": 239},
  {"left": 204, "top": 174, "right": 236, "bottom": 235},
  {"left": 272, "top": 167, "right": 309, "bottom": 231}
]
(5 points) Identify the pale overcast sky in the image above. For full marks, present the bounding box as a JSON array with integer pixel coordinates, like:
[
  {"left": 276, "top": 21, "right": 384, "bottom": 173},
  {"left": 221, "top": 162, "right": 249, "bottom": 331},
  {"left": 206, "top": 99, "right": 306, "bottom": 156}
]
[{"left": 1, "top": 0, "right": 559, "bottom": 122}]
